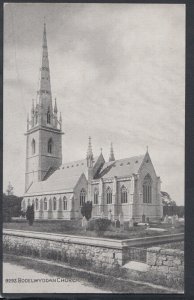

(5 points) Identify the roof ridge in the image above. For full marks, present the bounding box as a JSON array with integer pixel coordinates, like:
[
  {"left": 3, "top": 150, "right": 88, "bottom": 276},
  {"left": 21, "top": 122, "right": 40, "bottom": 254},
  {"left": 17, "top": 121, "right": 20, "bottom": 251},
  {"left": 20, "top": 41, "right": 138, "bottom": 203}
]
[{"left": 113, "top": 154, "right": 145, "bottom": 163}]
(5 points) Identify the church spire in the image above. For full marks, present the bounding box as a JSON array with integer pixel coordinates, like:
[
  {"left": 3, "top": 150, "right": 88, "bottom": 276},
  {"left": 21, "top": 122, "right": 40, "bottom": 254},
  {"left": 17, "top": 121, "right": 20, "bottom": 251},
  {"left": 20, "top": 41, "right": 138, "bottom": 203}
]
[
  {"left": 109, "top": 142, "right": 115, "bottom": 162},
  {"left": 38, "top": 21, "right": 52, "bottom": 108}
]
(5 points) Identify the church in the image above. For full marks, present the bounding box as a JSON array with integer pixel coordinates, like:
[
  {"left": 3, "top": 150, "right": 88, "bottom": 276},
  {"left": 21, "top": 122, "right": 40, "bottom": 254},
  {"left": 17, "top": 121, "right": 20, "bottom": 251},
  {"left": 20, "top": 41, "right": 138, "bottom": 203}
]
[{"left": 21, "top": 23, "right": 163, "bottom": 222}]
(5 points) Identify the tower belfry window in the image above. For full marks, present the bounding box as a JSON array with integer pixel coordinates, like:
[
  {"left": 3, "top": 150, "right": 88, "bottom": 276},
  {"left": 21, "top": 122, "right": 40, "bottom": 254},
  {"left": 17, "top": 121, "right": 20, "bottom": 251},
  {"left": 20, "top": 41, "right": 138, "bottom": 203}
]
[{"left": 48, "top": 138, "right": 53, "bottom": 154}]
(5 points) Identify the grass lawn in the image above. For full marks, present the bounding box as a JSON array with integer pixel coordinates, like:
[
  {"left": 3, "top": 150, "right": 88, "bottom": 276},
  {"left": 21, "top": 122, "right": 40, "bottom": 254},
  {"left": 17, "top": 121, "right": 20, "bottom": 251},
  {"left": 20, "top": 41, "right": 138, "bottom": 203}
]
[{"left": 3, "top": 219, "right": 184, "bottom": 240}]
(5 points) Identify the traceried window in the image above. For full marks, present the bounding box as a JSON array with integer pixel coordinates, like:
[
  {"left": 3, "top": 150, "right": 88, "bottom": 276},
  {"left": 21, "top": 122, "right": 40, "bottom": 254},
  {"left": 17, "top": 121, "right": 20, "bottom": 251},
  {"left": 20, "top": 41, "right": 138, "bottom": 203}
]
[
  {"left": 48, "top": 138, "right": 53, "bottom": 154},
  {"left": 44, "top": 198, "right": 48, "bottom": 210},
  {"left": 106, "top": 187, "right": 112, "bottom": 204},
  {"left": 32, "top": 139, "right": 36, "bottom": 154},
  {"left": 80, "top": 189, "right": 86, "bottom": 206},
  {"left": 143, "top": 174, "right": 152, "bottom": 204},
  {"left": 121, "top": 186, "right": 128, "bottom": 203},
  {"left": 94, "top": 189, "right": 99, "bottom": 205},
  {"left": 53, "top": 197, "right": 57, "bottom": 210},
  {"left": 63, "top": 196, "right": 67, "bottom": 210},
  {"left": 35, "top": 198, "right": 39, "bottom": 211}
]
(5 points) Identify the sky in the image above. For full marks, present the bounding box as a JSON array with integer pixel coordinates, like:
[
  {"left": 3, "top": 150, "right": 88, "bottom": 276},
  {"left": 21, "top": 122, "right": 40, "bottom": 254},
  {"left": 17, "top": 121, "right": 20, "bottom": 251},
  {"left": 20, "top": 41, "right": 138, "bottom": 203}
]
[{"left": 4, "top": 3, "right": 185, "bottom": 204}]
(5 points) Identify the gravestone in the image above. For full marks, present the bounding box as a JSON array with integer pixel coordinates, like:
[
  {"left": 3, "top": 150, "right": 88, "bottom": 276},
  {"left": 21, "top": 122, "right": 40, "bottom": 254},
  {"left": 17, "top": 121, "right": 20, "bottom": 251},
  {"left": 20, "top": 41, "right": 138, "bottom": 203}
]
[
  {"left": 101, "top": 211, "right": 104, "bottom": 219},
  {"left": 108, "top": 210, "right": 113, "bottom": 221},
  {"left": 171, "top": 215, "right": 175, "bottom": 226},
  {"left": 129, "top": 218, "right": 134, "bottom": 228},
  {"left": 164, "top": 215, "right": 168, "bottom": 223},
  {"left": 115, "top": 219, "right": 120, "bottom": 228},
  {"left": 82, "top": 216, "right": 88, "bottom": 231}
]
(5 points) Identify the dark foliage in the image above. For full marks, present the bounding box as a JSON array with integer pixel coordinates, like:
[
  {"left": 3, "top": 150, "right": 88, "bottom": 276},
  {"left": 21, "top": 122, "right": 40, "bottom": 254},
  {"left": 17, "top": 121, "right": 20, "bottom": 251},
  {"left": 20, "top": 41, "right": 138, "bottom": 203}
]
[
  {"left": 163, "top": 205, "right": 184, "bottom": 217},
  {"left": 81, "top": 201, "right": 92, "bottom": 221},
  {"left": 3, "top": 193, "right": 23, "bottom": 222},
  {"left": 26, "top": 204, "right": 35, "bottom": 226}
]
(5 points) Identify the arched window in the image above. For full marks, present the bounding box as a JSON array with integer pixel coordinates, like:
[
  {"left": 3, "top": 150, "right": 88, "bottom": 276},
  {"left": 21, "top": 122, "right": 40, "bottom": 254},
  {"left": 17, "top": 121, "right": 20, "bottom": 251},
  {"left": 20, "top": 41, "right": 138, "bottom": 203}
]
[
  {"left": 143, "top": 174, "right": 152, "bottom": 203},
  {"left": 47, "top": 109, "right": 51, "bottom": 124},
  {"left": 35, "top": 198, "right": 39, "bottom": 211},
  {"left": 44, "top": 198, "right": 48, "bottom": 210},
  {"left": 80, "top": 188, "right": 86, "bottom": 206},
  {"left": 48, "top": 138, "right": 53, "bottom": 154},
  {"left": 121, "top": 186, "right": 128, "bottom": 203},
  {"left": 32, "top": 139, "right": 36, "bottom": 154},
  {"left": 94, "top": 189, "right": 99, "bottom": 205},
  {"left": 63, "top": 196, "right": 67, "bottom": 210},
  {"left": 106, "top": 187, "right": 112, "bottom": 204},
  {"left": 53, "top": 197, "right": 57, "bottom": 210}
]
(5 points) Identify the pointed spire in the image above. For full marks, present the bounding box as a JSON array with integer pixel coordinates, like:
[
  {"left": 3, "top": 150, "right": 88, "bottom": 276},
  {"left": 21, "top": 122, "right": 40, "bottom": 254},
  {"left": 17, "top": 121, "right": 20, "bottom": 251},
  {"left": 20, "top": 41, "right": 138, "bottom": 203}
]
[
  {"left": 109, "top": 142, "right": 115, "bottom": 162},
  {"left": 38, "top": 21, "right": 52, "bottom": 107},
  {"left": 54, "top": 98, "right": 58, "bottom": 114},
  {"left": 146, "top": 145, "right": 149, "bottom": 153}
]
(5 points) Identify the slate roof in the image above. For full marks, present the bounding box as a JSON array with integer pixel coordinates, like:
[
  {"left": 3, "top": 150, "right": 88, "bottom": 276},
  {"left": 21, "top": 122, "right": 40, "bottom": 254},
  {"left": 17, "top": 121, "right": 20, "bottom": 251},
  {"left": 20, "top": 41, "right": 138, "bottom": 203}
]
[
  {"left": 25, "top": 157, "right": 98, "bottom": 196},
  {"left": 97, "top": 155, "right": 145, "bottom": 179},
  {"left": 25, "top": 154, "right": 145, "bottom": 196}
]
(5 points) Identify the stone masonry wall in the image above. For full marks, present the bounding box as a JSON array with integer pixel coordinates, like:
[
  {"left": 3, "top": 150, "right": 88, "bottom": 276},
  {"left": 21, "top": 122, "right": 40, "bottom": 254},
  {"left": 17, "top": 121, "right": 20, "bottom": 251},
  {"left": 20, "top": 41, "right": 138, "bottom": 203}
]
[
  {"left": 147, "top": 246, "right": 184, "bottom": 288},
  {"left": 3, "top": 233, "right": 123, "bottom": 270}
]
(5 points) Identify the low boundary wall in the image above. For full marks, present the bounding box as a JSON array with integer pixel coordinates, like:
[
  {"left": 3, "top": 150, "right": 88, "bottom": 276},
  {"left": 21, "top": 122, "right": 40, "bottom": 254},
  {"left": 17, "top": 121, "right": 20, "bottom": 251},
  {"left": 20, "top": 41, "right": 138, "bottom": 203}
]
[{"left": 3, "top": 229, "right": 183, "bottom": 267}]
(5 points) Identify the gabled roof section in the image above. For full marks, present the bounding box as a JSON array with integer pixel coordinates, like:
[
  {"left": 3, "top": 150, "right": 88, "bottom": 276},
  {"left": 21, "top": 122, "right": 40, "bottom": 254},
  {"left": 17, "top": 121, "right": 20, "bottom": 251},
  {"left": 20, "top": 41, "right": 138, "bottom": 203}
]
[
  {"left": 25, "top": 156, "right": 99, "bottom": 196},
  {"left": 97, "top": 154, "right": 145, "bottom": 179}
]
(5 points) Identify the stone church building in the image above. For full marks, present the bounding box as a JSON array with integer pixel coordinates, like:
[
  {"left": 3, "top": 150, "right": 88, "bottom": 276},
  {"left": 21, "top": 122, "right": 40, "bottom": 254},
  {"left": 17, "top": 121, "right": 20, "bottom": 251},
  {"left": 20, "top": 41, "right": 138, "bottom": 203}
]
[{"left": 21, "top": 24, "right": 163, "bottom": 222}]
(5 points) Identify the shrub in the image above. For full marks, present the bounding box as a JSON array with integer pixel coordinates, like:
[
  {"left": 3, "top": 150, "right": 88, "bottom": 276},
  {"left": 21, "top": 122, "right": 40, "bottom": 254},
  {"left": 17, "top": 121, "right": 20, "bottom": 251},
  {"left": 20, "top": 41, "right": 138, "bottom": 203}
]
[
  {"left": 94, "top": 218, "right": 111, "bottom": 232},
  {"left": 81, "top": 201, "right": 92, "bottom": 221},
  {"left": 26, "top": 204, "right": 34, "bottom": 226}
]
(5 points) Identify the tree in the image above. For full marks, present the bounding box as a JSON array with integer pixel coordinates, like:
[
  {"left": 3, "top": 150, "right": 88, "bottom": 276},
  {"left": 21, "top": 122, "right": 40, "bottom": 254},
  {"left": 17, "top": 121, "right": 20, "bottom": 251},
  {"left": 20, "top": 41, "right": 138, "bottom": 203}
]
[
  {"left": 81, "top": 201, "right": 92, "bottom": 221},
  {"left": 161, "top": 191, "right": 176, "bottom": 206},
  {"left": 6, "top": 182, "right": 14, "bottom": 196},
  {"left": 26, "top": 204, "right": 34, "bottom": 226},
  {"left": 3, "top": 193, "right": 23, "bottom": 222}
]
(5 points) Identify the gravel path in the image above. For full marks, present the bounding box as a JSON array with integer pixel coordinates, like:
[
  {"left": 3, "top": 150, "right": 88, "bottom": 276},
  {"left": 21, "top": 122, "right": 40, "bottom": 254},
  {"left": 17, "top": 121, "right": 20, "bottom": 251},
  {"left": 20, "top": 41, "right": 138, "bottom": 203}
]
[{"left": 3, "top": 262, "right": 111, "bottom": 294}]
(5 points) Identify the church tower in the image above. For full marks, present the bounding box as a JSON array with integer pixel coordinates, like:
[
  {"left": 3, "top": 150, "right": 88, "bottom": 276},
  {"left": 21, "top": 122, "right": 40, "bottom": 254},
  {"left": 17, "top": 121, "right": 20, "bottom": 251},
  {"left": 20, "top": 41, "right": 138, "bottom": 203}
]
[{"left": 25, "top": 22, "right": 63, "bottom": 192}]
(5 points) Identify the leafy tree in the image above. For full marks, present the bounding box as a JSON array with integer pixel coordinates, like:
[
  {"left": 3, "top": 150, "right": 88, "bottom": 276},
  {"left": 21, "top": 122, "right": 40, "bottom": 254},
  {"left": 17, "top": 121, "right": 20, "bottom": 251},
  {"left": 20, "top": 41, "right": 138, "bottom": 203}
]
[
  {"left": 161, "top": 191, "right": 176, "bottom": 206},
  {"left": 6, "top": 182, "right": 14, "bottom": 195},
  {"left": 3, "top": 193, "right": 23, "bottom": 222},
  {"left": 26, "top": 204, "right": 34, "bottom": 226},
  {"left": 81, "top": 201, "right": 92, "bottom": 221}
]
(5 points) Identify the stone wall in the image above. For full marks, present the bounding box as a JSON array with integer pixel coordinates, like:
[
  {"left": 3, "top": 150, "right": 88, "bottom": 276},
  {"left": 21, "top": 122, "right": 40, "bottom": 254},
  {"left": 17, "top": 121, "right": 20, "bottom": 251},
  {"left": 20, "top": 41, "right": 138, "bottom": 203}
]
[
  {"left": 3, "top": 230, "right": 123, "bottom": 269},
  {"left": 147, "top": 246, "right": 184, "bottom": 288}
]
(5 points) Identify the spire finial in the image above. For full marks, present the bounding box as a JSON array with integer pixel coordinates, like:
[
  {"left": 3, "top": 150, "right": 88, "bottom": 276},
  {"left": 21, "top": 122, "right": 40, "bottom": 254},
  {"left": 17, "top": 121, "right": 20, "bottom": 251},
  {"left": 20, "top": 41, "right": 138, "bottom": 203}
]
[
  {"left": 146, "top": 145, "right": 148, "bottom": 153},
  {"left": 109, "top": 142, "right": 115, "bottom": 162},
  {"left": 100, "top": 147, "right": 103, "bottom": 154},
  {"left": 54, "top": 98, "right": 58, "bottom": 113},
  {"left": 87, "top": 136, "right": 93, "bottom": 167}
]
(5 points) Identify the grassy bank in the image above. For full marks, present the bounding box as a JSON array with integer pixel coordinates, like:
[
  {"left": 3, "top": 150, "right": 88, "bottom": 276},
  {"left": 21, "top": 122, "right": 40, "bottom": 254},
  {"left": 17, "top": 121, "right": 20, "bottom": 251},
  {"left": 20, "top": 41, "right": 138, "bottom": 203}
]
[{"left": 3, "top": 220, "right": 184, "bottom": 240}]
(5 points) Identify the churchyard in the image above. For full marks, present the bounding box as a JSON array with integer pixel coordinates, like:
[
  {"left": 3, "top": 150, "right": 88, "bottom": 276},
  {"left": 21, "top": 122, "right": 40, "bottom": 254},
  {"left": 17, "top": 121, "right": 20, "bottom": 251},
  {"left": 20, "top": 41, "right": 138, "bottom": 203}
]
[{"left": 4, "top": 216, "right": 184, "bottom": 240}]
